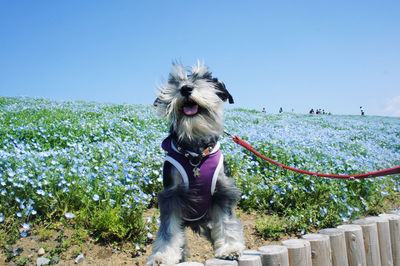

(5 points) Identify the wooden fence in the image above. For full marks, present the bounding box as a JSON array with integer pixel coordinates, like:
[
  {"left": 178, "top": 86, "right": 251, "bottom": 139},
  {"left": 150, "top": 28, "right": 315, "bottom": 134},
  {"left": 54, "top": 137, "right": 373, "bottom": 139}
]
[{"left": 176, "top": 210, "right": 400, "bottom": 266}]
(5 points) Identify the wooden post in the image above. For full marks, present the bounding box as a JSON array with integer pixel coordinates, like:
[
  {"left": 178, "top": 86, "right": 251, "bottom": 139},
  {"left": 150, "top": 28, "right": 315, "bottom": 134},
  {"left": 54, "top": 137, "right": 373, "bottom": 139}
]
[
  {"left": 176, "top": 263, "right": 204, "bottom": 266},
  {"left": 258, "top": 245, "right": 289, "bottom": 266},
  {"left": 302, "top": 233, "right": 332, "bottom": 266},
  {"left": 319, "top": 228, "right": 348, "bottom": 266},
  {"left": 390, "top": 210, "right": 400, "bottom": 216},
  {"left": 337, "top": 224, "right": 367, "bottom": 266},
  {"left": 379, "top": 213, "right": 400, "bottom": 266},
  {"left": 243, "top": 250, "right": 262, "bottom": 256},
  {"left": 281, "top": 239, "right": 312, "bottom": 266},
  {"left": 365, "top": 216, "right": 393, "bottom": 266},
  {"left": 240, "top": 250, "right": 263, "bottom": 266},
  {"left": 205, "top": 258, "right": 238, "bottom": 266},
  {"left": 238, "top": 254, "right": 262, "bottom": 266},
  {"left": 353, "top": 219, "right": 381, "bottom": 266}
]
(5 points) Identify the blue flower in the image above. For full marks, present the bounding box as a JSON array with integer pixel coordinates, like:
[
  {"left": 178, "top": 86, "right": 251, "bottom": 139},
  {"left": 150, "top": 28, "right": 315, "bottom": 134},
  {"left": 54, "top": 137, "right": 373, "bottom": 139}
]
[
  {"left": 0, "top": 215, "right": 4, "bottom": 223},
  {"left": 22, "top": 223, "right": 31, "bottom": 230},
  {"left": 340, "top": 214, "right": 349, "bottom": 223},
  {"left": 65, "top": 212, "right": 75, "bottom": 219},
  {"left": 320, "top": 207, "right": 327, "bottom": 217},
  {"left": 93, "top": 194, "right": 100, "bottom": 201},
  {"left": 7, "top": 169, "right": 15, "bottom": 177},
  {"left": 36, "top": 189, "right": 45, "bottom": 196}
]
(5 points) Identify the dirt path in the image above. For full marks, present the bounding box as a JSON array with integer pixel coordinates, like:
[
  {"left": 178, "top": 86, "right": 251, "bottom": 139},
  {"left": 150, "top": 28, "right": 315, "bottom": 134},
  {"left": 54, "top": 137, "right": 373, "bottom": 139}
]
[{"left": 0, "top": 211, "right": 296, "bottom": 265}]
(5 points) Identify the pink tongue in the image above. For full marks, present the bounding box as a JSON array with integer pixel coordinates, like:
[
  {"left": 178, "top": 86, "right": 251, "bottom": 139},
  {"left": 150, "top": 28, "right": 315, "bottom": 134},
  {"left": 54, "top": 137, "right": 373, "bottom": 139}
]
[{"left": 184, "top": 105, "right": 198, "bottom": 116}]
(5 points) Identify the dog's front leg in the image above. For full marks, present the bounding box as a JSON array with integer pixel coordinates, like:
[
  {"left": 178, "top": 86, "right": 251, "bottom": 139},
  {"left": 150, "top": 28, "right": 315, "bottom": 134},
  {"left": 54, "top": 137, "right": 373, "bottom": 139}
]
[
  {"left": 209, "top": 176, "right": 245, "bottom": 260},
  {"left": 147, "top": 161, "right": 188, "bottom": 265},
  {"left": 209, "top": 206, "right": 245, "bottom": 260},
  {"left": 147, "top": 186, "right": 186, "bottom": 265},
  {"left": 147, "top": 162, "right": 186, "bottom": 266}
]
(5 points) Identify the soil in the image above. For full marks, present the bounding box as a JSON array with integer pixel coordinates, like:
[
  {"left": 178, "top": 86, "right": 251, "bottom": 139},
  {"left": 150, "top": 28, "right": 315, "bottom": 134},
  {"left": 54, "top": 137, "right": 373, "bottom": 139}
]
[{"left": 0, "top": 209, "right": 297, "bottom": 266}]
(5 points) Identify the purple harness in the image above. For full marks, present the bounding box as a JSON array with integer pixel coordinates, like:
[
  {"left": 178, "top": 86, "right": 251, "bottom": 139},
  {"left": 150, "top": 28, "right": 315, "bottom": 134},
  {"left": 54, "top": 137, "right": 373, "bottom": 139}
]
[{"left": 162, "top": 136, "right": 223, "bottom": 221}]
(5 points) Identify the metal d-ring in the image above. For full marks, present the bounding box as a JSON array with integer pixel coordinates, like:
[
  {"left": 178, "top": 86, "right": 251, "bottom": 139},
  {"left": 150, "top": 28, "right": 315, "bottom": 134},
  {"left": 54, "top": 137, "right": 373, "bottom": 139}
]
[{"left": 189, "top": 158, "right": 202, "bottom": 167}]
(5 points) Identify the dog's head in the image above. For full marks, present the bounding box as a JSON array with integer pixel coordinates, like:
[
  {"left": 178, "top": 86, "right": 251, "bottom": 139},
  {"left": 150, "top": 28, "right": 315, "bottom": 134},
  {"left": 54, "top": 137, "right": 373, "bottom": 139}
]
[{"left": 154, "top": 62, "right": 234, "bottom": 141}]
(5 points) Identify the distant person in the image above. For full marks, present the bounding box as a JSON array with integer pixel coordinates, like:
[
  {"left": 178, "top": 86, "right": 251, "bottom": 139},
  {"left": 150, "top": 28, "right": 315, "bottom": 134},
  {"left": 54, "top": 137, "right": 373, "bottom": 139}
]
[
  {"left": 262, "top": 107, "right": 266, "bottom": 113},
  {"left": 279, "top": 107, "right": 283, "bottom": 113},
  {"left": 360, "top": 106, "right": 365, "bottom": 115},
  {"left": 309, "top": 108, "right": 314, "bottom": 114}
]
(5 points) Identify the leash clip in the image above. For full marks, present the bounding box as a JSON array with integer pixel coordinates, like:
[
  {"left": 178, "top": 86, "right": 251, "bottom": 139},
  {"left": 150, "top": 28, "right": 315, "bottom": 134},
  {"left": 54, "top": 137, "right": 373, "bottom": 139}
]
[{"left": 223, "top": 130, "right": 234, "bottom": 139}]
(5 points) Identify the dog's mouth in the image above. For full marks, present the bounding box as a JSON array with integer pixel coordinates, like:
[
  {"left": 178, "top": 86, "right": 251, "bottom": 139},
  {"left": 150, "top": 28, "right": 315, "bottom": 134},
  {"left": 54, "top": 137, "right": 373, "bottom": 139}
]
[{"left": 183, "top": 100, "right": 199, "bottom": 116}]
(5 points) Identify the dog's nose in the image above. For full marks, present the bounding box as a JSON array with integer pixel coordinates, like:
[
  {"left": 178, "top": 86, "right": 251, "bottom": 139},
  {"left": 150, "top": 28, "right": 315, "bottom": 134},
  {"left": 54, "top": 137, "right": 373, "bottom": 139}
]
[{"left": 180, "top": 85, "right": 193, "bottom": 97}]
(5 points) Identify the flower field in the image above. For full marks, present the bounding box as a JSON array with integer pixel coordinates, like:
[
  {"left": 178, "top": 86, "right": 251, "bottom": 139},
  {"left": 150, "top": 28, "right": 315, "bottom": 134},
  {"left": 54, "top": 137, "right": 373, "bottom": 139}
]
[{"left": 0, "top": 96, "right": 399, "bottom": 248}]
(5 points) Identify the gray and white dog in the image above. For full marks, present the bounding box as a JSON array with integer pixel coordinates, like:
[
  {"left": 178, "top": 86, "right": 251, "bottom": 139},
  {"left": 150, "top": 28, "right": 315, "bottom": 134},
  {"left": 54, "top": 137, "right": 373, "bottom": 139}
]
[{"left": 147, "top": 62, "right": 245, "bottom": 265}]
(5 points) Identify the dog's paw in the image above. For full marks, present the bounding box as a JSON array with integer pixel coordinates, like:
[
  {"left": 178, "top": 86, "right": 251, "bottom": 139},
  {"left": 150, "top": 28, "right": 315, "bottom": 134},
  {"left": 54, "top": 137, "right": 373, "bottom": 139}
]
[
  {"left": 147, "top": 250, "right": 181, "bottom": 266},
  {"left": 214, "top": 242, "right": 245, "bottom": 261},
  {"left": 217, "top": 251, "right": 241, "bottom": 261},
  {"left": 146, "top": 255, "right": 167, "bottom": 266}
]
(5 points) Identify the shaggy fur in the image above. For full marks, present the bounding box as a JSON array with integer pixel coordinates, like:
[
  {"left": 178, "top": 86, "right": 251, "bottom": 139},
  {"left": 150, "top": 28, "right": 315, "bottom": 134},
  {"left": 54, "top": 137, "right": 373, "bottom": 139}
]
[{"left": 147, "top": 62, "right": 244, "bottom": 265}]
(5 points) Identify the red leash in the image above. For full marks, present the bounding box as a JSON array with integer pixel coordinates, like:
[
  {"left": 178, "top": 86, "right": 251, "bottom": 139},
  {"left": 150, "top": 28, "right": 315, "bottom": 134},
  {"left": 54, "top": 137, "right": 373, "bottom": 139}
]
[{"left": 224, "top": 131, "right": 400, "bottom": 180}]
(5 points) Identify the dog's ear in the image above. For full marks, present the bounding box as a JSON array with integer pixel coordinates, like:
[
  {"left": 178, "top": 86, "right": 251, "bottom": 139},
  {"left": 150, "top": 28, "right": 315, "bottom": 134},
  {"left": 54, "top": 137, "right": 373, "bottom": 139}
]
[
  {"left": 153, "top": 97, "right": 168, "bottom": 118},
  {"left": 213, "top": 78, "right": 234, "bottom": 104},
  {"left": 153, "top": 97, "right": 162, "bottom": 107}
]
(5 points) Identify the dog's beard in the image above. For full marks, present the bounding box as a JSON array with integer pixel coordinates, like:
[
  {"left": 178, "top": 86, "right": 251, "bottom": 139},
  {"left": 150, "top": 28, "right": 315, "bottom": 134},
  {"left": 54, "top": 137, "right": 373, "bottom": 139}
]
[{"left": 171, "top": 106, "right": 223, "bottom": 141}]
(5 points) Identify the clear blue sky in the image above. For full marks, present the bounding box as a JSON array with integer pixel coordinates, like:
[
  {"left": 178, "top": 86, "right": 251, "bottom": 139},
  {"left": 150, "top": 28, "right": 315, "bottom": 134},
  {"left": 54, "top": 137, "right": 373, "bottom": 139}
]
[{"left": 1, "top": 1, "right": 399, "bottom": 116}]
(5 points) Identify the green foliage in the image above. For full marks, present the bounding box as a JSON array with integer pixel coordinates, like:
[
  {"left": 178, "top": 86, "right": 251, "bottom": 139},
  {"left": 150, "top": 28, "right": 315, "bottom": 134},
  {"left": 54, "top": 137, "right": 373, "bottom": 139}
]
[
  {"left": 85, "top": 205, "right": 146, "bottom": 242},
  {"left": 16, "top": 256, "right": 30, "bottom": 266},
  {"left": 255, "top": 214, "right": 287, "bottom": 239},
  {"left": 38, "top": 228, "right": 53, "bottom": 241}
]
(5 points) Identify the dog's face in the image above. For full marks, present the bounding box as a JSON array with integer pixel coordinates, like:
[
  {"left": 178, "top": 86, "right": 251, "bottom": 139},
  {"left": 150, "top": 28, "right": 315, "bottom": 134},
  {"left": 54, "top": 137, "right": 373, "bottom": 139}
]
[{"left": 154, "top": 63, "right": 234, "bottom": 141}]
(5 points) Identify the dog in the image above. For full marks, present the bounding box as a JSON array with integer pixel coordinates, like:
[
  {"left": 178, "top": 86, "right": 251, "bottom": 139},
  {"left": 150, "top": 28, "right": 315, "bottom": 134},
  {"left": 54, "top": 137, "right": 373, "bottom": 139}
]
[{"left": 147, "top": 62, "right": 245, "bottom": 265}]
